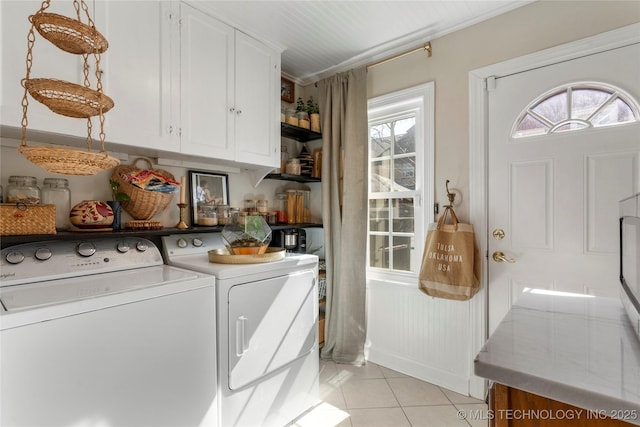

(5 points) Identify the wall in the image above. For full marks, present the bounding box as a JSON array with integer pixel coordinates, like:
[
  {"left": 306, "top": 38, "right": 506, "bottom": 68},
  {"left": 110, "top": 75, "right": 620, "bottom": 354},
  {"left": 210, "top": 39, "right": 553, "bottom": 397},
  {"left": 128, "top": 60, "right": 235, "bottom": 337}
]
[
  {"left": 0, "top": 140, "right": 322, "bottom": 228},
  {"left": 366, "top": 0, "right": 640, "bottom": 221}
]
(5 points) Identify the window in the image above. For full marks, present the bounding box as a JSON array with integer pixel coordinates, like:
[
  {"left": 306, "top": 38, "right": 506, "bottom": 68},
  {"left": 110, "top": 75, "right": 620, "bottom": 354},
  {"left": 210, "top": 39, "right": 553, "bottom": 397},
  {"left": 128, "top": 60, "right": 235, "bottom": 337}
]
[
  {"left": 513, "top": 82, "right": 640, "bottom": 139},
  {"left": 367, "top": 83, "right": 434, "bottom": 279}
]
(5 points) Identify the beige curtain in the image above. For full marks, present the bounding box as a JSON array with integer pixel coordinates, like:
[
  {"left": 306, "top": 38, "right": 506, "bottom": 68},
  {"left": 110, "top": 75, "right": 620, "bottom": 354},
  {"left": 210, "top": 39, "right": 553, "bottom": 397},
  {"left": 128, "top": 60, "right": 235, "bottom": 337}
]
[{"left": 318, "top": 67, "right": 368, "bottom": 364}]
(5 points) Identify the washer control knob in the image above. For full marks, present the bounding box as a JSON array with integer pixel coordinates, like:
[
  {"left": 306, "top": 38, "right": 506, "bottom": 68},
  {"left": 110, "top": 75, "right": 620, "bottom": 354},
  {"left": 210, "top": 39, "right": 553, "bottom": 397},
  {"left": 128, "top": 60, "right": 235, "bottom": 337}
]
[
  {"left": 177, "top": 238, "right": 188, "bottom": 248},
  {"left": 77, "top": 242, "right": 97, "bottom": 257},
  {"left": 34, "top": 247, "right": 53, "bottom": 261},
  {"left": 192, "top": 238, "right": 203, "bottom": 247},
  {"left": 136, "top": 241, "right": 148, "bottom": 252},
  {"left": 5, "top": 250, "right": 25, "bottom": 264},
  {"left": 117, "top": 242, "right": 130, "bottom": 253}
]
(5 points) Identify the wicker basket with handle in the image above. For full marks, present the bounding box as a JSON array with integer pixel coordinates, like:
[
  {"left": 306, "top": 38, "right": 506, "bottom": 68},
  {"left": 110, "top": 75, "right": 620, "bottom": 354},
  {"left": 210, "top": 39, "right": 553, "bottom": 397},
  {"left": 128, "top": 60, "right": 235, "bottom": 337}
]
[{"left": 111, "top": 158, "right": 176, "bottom": 220}]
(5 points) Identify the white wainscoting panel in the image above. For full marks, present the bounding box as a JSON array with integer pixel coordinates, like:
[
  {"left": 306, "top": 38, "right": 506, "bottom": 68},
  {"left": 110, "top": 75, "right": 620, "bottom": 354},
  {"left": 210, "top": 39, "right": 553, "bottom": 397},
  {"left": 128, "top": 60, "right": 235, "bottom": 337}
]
[{"left": 366, "top": 279, "right": 471, "bottom": 395}]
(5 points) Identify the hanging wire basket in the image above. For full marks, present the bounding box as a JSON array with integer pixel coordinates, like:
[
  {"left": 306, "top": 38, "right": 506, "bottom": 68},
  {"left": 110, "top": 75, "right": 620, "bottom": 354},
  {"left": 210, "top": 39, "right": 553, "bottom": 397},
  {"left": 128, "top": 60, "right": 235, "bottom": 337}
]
[{"left": 19, "top": 0, "right": 119, "bottom": 176}]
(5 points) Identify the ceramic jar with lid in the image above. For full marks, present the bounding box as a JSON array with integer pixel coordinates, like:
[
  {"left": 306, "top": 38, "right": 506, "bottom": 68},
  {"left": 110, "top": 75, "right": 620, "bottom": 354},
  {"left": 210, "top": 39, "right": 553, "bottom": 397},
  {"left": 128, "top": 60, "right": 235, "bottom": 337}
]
[
  {"left": 5, "top": 176, "right": 40, "bottom": 204},
  {"left": 42, "top": 178, "right": 71, "bottom": 229}
]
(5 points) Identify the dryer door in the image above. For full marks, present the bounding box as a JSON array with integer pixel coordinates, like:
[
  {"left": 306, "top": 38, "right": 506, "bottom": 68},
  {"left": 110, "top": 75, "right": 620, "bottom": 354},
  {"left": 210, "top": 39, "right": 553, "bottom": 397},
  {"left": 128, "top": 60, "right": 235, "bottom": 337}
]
[{"left": 228, "top": 269, "right": 316, "bottom": 390}]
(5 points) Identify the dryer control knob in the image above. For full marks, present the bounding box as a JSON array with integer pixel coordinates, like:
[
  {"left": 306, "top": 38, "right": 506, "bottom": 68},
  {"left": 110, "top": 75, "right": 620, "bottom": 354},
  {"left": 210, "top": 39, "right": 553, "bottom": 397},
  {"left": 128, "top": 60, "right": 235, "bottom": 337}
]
[
  {"left": 136, "top": 241, "right": 148, "bottom": 252},
  {"left": 117, "top": 242, "right": 130, "bottom": 253},
  {"left": 34, "top": 247, "right": 52, "bottom": 261},
  {"left": 5, "top": 250, "right": 25, "bottom": 264},
  {"left": 177, "top": 238, "right": 188, "bottom": 248},
  {"left": 77, "top": 242, "right": 97, "bottom": 257},
  {"left": 192, "top": 238, "right": 203, "bottom": 247}
]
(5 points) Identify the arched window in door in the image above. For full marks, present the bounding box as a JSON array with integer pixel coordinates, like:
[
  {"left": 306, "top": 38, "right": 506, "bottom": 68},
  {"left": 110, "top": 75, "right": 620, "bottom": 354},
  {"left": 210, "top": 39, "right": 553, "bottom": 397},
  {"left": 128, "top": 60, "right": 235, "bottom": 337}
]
[{"left": 512, "top": 82, "right": 640, "bottom": 139}]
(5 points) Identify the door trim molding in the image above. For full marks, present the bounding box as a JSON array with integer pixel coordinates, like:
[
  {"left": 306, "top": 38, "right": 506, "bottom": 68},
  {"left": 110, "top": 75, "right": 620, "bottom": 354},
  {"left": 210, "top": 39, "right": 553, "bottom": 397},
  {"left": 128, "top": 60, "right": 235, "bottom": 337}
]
[{"left": 468, "top": 22, "right": 640, "bottom": 399}]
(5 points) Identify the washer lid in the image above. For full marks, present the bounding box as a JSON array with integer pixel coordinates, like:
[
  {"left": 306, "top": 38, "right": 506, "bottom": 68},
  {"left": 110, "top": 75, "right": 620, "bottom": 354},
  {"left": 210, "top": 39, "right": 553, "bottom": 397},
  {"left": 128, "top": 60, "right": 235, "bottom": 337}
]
[{"left": 0, "top": 266, "right": 204, "bottom": 312}]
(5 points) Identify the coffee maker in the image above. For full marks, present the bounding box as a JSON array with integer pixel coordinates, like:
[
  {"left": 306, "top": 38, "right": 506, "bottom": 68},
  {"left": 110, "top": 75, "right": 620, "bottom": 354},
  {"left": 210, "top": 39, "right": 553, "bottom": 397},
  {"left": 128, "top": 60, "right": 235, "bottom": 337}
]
[{"left": 271, "top": 228, "right": 306, "bottom": 253}]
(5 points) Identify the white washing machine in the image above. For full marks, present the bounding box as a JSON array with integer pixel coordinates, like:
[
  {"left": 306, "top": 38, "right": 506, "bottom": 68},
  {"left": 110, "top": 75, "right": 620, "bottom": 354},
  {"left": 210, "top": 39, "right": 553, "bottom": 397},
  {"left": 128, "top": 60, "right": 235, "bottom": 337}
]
[
  {"left": 0, "top": 237, "right": 218, "bottom": 427},
  {"left": 162, "top": 233, "right": 319, "bottom": 427}
]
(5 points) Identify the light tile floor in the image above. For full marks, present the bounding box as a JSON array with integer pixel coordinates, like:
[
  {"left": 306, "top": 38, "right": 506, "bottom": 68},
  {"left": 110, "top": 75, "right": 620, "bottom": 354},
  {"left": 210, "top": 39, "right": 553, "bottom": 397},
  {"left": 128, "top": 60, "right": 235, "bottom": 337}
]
[{"left": 290, "top": 359, "right": 489, "bottom": 427}]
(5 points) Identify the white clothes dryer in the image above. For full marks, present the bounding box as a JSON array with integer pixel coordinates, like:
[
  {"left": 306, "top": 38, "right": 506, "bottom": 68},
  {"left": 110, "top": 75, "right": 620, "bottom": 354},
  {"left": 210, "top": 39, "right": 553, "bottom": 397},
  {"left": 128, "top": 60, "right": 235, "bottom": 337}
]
[
  {"left": 0, "top": 237, "right": 217, "bottom": 427},
  {"left": 162, "top": 233, "right": 319, "bottom": 427}
]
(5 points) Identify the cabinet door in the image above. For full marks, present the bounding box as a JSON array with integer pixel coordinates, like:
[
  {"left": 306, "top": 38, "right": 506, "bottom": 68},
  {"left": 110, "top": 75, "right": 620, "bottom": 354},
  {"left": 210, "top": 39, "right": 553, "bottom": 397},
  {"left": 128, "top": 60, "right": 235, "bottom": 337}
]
[
  {"left": 101, "top": 1, "right": 177, "bottom": 152},
  {"left": 1, "top": 1, "right": 89, "bottom": 139},
  {"left": 179, "top": 3, "right": 234, "bottom": 160},
  {"left": 234, "top": 31, "right": 280, "bottom": 168}
]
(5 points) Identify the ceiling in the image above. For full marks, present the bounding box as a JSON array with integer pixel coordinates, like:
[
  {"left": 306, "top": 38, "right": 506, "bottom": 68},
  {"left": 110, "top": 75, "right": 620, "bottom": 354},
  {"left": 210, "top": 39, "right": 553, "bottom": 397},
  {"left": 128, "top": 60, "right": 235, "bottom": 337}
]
[{"left": 192, "top": 0, "right": 535, "bottom": 85}]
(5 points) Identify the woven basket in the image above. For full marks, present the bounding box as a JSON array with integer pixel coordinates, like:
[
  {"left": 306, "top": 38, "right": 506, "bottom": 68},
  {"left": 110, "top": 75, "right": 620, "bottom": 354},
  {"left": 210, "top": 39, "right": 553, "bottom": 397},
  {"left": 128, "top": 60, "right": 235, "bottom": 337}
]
[
  {"left": 31, "top": 12, "right": 108, "bottom": 55},
  {"left": 24, "top": 78, "right": 114, "bottom": 118},
  {"left": 19, "top": 145, "right": 119, "bottom": 176},
  {"left": 0, "top": 203, "right": 56, "bottom": 236},
  {"left": 111, "top": 158, "right": 175, "bottom": 220}
]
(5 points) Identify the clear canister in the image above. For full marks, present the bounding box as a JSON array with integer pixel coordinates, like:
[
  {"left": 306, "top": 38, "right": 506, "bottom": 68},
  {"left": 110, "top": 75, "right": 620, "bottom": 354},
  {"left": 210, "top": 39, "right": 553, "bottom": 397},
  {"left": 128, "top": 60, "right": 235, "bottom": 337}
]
[
  {"left": 276, "top": 192, "right": 288, "bottom": 224},
  {"left": 198, "top": 206, "right": 218, "bottom": 226},
  {"left": 244, "top": 199, "right": 256, "bottom": 213},
  {"left": 6, "top": 176, "right": 40, "bottom": 204},
  {"left": 217, "top": 204, "right": 230, "bottom": 225},
  {"left": 286, "top": 189, "right": 297, "bottom": 224},
  {"left": 285, "top": 158, "right": 301, "bottom": 175},
  {"left": 301, "top": 189, "right": 310, "bottom": 223},
  {"left": 257, "top": 199, "right": 268, "bottom": 213},
  {"left": 42, "top": 178, "right": 71, "bottom": 229}
]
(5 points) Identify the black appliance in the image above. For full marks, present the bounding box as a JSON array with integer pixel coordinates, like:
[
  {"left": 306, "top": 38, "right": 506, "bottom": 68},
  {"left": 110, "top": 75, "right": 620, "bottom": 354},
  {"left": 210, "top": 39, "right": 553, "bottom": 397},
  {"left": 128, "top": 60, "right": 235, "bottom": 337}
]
[{"left": 271, "top": 228, "right": 306, "bottom": 253}]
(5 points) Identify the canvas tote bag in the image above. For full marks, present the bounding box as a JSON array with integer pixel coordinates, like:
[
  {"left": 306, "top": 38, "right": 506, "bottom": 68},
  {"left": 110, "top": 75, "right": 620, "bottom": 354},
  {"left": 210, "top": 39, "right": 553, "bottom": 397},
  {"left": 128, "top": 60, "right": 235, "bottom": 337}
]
[{"left": 418, "top": 206, "right": 480, "bottom": 300}]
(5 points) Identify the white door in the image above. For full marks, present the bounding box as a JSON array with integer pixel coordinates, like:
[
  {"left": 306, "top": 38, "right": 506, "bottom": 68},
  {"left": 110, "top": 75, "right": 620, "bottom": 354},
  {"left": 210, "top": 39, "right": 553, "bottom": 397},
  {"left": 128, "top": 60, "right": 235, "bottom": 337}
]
[{"left": 488, "top": 43, "right": 640, "bottom": 334}]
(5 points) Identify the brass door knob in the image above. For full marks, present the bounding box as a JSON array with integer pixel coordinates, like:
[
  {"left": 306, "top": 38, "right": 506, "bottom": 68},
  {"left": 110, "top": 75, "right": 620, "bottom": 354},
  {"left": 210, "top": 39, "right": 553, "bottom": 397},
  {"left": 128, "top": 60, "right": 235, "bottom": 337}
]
[{"left": 493, "top": 251, "right": 516, "bottom": 263}]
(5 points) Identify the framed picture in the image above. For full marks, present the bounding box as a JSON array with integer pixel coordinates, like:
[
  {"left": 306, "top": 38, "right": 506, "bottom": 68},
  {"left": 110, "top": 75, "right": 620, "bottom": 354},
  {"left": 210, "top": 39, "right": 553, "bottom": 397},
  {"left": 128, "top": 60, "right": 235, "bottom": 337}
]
[
  {"left": 281, "top": 76, "right": 295, "bottom": 103},
  {"left": 189, "top": 171, "right": 229, "bottom": 226}
]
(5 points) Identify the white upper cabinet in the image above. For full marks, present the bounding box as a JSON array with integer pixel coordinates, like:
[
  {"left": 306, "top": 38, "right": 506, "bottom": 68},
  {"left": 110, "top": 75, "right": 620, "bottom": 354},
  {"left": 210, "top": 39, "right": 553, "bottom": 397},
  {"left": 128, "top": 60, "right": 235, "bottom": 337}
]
[
  {"left": 178, "top": 2, "right": 234, "bottom": 160},
  {"left": 1, "top": 1, "right": 96, "bottom": 139},
  {"left": 100, "top": 1, "right": 175, "bottom": 152},
  {"left": 179, "top": 2, "right": 281, "bottom": 168}
]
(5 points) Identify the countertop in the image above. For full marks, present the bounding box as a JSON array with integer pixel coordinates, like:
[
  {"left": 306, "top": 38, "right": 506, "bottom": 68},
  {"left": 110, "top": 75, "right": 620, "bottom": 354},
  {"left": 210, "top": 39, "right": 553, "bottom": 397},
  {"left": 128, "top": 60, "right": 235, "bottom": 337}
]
[{"left": 474, "top": 289, "right": 640, "bottom": 425}]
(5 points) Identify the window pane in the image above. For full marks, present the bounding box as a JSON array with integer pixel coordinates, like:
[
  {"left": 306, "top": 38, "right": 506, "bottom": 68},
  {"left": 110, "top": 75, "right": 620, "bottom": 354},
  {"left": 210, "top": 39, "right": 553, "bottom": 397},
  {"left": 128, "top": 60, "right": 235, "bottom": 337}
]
[
  {"left": 369, "top": 235, "right": 389, "bottom": 269},
  {"left": 369, "top": 199, "right": 389, "bottom": 232},
  {"left": 394, "top": 157, "right": 415, "bottom": 190},
  {"left": 392, "top": 198, "right": 414, "bottom": 232},
  {"left": 393, "top": 118, "right": 415, "bottom": 155},
  {"left": 514, "top": 113, "right": 548, "bottom": 138},
  {"left": 370, "top": 124, "right": 392, "bottom": 158},
  {"left": 391, "top": 236, "right": 414, "bottom": 272},
  {"left": 554, "top": 122, "right": 588, "bottom": 133},
  {"left": 371, "top": 159, "right": 391, "bottom": 192},
  {"left": 532, "top": 92, "right": 567, "bottom": 123},
  {"left": 571, "top": 89, "right": 610, "bottom": 119},
  {"left": 592, "top": 98, "right": 635, "bottom": 126}
]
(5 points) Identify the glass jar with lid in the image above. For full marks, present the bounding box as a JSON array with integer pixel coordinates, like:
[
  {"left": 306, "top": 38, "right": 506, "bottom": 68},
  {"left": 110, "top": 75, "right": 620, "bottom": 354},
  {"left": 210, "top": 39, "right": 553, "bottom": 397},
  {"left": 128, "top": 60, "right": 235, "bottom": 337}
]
[
  {"left": 217, "top": 204, "right": 230, "bottom": 225},
  {"left": 42, "top": 178, "right": 71, "bottom": 229},
  {"left": 285, "top": 158, "right": 301, "bottom": 175},
  {"left": 256, "top": 199, "right": 268, "bottom": 213},
  {"left": 276, "top": 192, "right": 288, "bottom": 223},
  {"left": 244, "top": 199, "right": 257, "bottom": 213},
  {"left": 6, "top": 176, "right": 40, "bottom": 204},
  {"left": 198, "top": 206, "right": 218, "bottom": 226}
]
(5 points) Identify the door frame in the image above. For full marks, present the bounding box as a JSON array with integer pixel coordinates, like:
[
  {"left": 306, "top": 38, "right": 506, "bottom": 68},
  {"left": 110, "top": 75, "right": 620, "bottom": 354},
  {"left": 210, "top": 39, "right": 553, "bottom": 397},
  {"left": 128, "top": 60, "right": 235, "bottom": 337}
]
[{"left": 467, "top": 22, "right": 640, "bottom": 399}]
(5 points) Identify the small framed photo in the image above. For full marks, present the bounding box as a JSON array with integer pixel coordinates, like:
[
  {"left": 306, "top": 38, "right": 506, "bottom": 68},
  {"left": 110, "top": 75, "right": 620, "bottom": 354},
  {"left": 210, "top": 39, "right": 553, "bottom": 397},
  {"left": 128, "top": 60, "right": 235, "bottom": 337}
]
[
  {"left": 281, "top": 76, "right": 295, "bottom": 103},
  {"left": 189, "top": 170, "right": 229, "bottom": 226}
]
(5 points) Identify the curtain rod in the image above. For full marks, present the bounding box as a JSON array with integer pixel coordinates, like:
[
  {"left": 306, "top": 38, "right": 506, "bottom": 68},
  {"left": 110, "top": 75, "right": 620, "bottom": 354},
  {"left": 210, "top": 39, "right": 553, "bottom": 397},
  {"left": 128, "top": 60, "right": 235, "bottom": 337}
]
[{"left": 367, "top": 41, "right": 432, "bottom": 70}]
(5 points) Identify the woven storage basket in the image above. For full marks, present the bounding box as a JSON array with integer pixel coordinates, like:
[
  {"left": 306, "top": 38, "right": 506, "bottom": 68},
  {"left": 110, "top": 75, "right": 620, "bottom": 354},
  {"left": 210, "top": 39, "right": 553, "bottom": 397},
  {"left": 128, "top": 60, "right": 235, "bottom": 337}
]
[
  {"left": 0, "top": 203, "right": 56, "bottom": 236},
  {"left": 31, "top": 12, "right": 109, "bottom": 55},
  {"left": 19, "top": 145, "right": 119, "bottom": 176},
  {"left": 24, "top": 78, "right": 114, "bottom": 118},
  {"left": 111, "top": 158, "right": 175, "bottom": 220}
]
